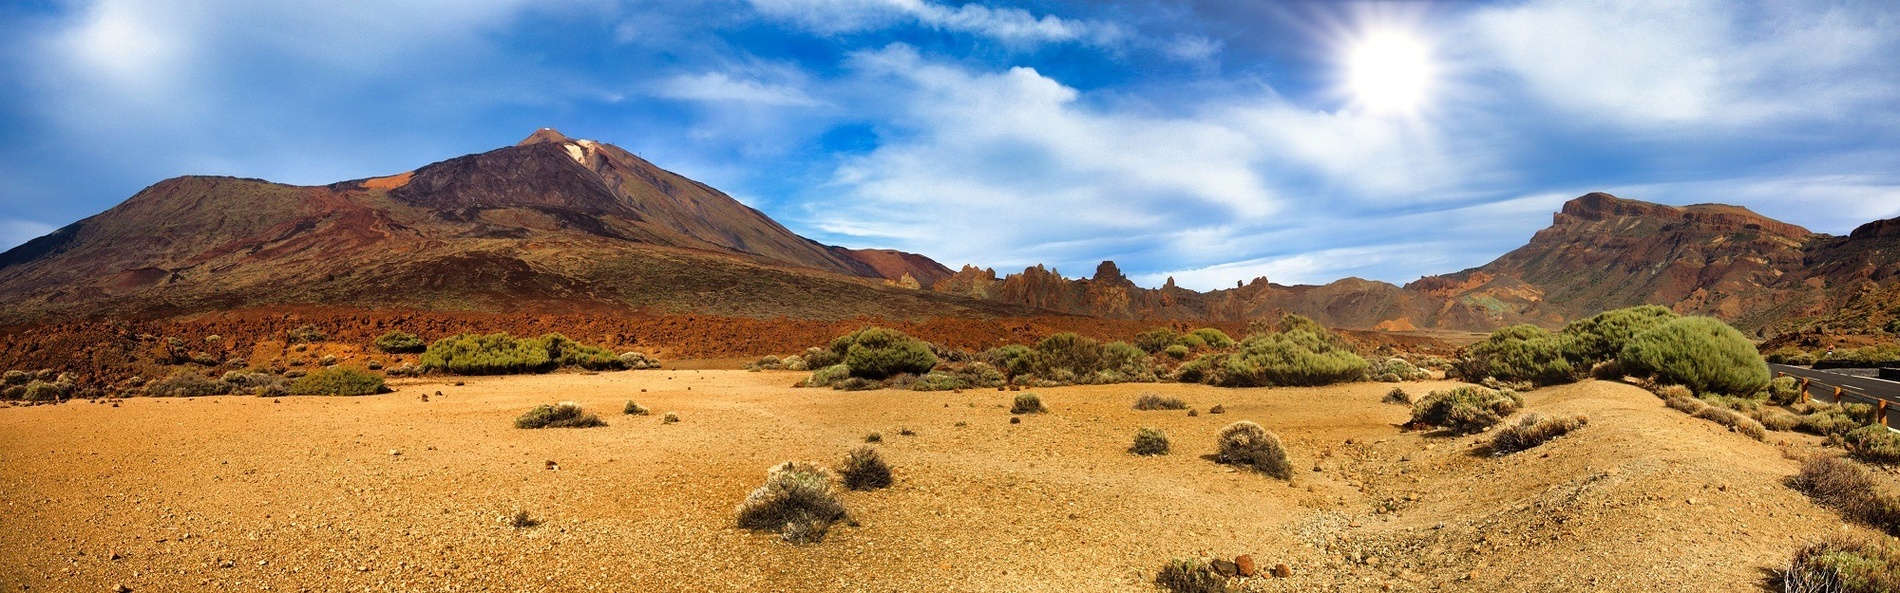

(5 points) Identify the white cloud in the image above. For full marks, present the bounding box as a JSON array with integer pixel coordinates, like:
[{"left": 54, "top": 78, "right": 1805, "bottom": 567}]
[
  {"left": 1604, "top": 176, "right": 1900, "bottom": 236},
  {"left": 747, "top": 0, "right": 1121, "bottom": 46},
  {"left": 1465, "top": 0, "right": 1898, "bottom": 126},
  {"left": 657, "top": 72, "right": 822, "bottom": 106}
]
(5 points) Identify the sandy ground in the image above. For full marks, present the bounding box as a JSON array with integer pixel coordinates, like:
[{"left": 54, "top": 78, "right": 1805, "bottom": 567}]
[{"left": 0, "top": 371, "right": 1879, "bottom": 592}]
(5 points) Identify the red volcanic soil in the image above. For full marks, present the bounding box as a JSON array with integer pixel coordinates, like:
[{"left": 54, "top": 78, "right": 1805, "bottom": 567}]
[{"left": 0, "top": 307, "right": 1454, "bottom": 391}]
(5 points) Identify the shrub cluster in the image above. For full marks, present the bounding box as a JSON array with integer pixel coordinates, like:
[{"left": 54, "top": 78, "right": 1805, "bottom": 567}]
[
  {"left": 373, "top": 331, "right": 427, "bottom": 354},
  {"left": 1133, "top": 392, "right": 1188, "bottom": 410},
  {"left": 1154, "top": 558, "right": 1226, "bottom": 593},
  {"left": 1130, "top": 427, "right": 1170, "bottom": 456},
  {"left": 1135, "top": 328, "right": 1234, "bottom": 355},
  {"left": 618, "top": 351, "right": 661, "bottom": 370},
  {"left": 735, "top": 461, "right": 849, "bottom": 544},
  {"left": 1181, "top": 315, "right": 1366, "bottom": 388},
  {"left": 834, "top": 327, "right": 938, "bottom": 380},
  {"left": 1491, "top": 413, "right": 1589, "bottom": 454},
  {"left": 286, "top": 324, "right": 327, "bottom": 344},
  {"left": 421, "top": 333, "right": 628, "bottom": 375},
  {"left": 1765, "top": 376, "right": 1802, "bottom": 405},
  {"left": 1454, "top": 324, "right": 1579, "bottom": 387},
  {"left": 1367, "top": 357, "right": 1430, "bottom": 382},
  {"left": 1843, "top": 425, "right": 1900, "bottom": 465},
  {"left": 1001, "top": 333, "right": 1155, "bottom": 385},
  {"left": 746, "top": 354, "right": 809, "bottom": 372},
  {"left": 515, "top": 402, "right": 606, "bottom": 429},
  {"left": 1560, "top": 305, "right": 1679, "bottom": 365},
  {"left": 287, "top": 367, "right": 387, "bottom": 396},
  {"left": 1791, "top": 456, "right": 1900, "bottom": 535},
  {"left": 1011, "top": 393, "right": 1046, "bottom": 414},
  {"left": 1784, "top": 536, "right": 1900, "bottom": 593},
  {"left": 837, "top": 447, "right": 893, "bottom": 491},
  {"left": 1618, "top": 317, "right": 1770, "bottom": 396},
  {"left": 1408, "top": 386, "right": 1523, "bottom": 434},
  {"left": 146, "top": 370, "right": 232, "bottom": 397},
  {"left": 1216, "top": 421, "right": 1289, "bottom": 478}
]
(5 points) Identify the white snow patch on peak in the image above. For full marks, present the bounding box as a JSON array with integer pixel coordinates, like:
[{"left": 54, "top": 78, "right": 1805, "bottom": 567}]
[{"left": 564, "top": 143, "right": 586, "bottom": 165}]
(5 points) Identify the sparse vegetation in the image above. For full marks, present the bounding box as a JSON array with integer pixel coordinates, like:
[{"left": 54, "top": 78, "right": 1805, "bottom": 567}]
[
  {"left": 1019, "top": 333, "right": 1156, "bottom": 385},
  {"left": 1154, "top": 558, "right": 1226, "bottom": 593},
  {"left": 286, "top": 324, "right": 328, "bottom": 344},
  {"left": 1766, "top": 376, "right": 1802, "bottom": 405},
  {"left": 1383, "top": 387, "right": 1412, "bottom": 405},
  {"left": 837, "top": 447, "right": 893, "bottom": 491},
  {"left": 833, "top": 327, "right": 938, "bottom": 380},
  {"left": 1011, "top": 392, "right": 1045, "bottom": 414},
  {"left": 1559, "top": 305, "right": 1679, "bottom": 366},
  {"left": 623, "top": 400, "right": 649, "bottom": 415},
  {"left": 1408, "top": 386, "right": 1523, "bottom": 434},
  {"left": 735, "top": 461, "right": 849, "bottom": 544},
  {"left": 1184, "top": 315, "right": 1367, "bottom": 387},
  {"left": 1690, "top": 405, "right": 1769, "bottom": 440},
  {"left": 1188, "top": 328, "right": 1235, "bottom": 349},
  {"left": 146, "top": 370, "right": 231, "bottom": 397},
  {"left": 1216, "top": 420, "right": 1290, "bottom": 478},
  {"left": 1791, "top": 456, "right": 1900, "bottom": 535},
  {"left": 1843, "top": 425, "right": 1900, "bottom": 465},
  {"left": 1163, "top": 344, "right": 1191, "bottom": 360},
  {"left": 1618, "top": 316, "right": 1770, "bottom": 396},
  {"left": 503, "top": 509, "right": 539, "bottom": 529},
  {"left": 1491, "top": 413, "right": 1589, "bottom": 454},
  {"left": 1130, "top": 427, "right": 1170, "bottom": 456},
  {"left": 373, "top": 331, "right": 427, "bottom": 354},
  {"left": 515, "top": 402, "right": 606, "bottom": 429},
  {"left": 1367, "top": 357, "right": 1430, "bottom": 382},
  {"left": 1783, "top": 536, "right": 1900, "bottom": 593},
  {"left": 1133, "top": 392, "right": 1188, "bottom": 410},
  {"left": 662, "top": 411, "right": 680, "bottom": 424},
  {"left": 864, "top": 432, "right": 882, "bottom": 443},
  {"left": 1454, "top": 324, "right": 1578, "bottom": 387},
  {"left": 286, "top": 367, "right": 387, "bottom": 396}
]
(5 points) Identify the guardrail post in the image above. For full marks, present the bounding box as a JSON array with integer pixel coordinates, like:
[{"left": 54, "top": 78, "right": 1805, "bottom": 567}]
[
  {"left": 1801, "top": 378, "right": 1811, "bottom": 404},
  {"left": 1881, "top": 400, "right": 1890, "bottom": 428},
  {"left": 1834, "top": 386, "right": 1843, "bottom": 404}
]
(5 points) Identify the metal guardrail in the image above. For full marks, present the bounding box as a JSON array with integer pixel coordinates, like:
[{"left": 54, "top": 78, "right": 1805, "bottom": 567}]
[{"left": 1780, "top": 372, "right": 1899, "bottom": 431}]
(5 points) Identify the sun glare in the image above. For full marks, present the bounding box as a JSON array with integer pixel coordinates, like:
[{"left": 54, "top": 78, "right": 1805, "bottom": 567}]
[{"left": 1343, "top": 28, "right": 1435, "bottom": 116}]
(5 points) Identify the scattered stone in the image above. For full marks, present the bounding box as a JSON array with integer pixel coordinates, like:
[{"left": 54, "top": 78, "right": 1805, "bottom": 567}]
[
  {"left": 389, "top": 449, "right": 401, "bottom": 456},
  {"left": 545, "top": 460, "right": 559, "bottom": 471},
  {"left": 1235, "top": 554, "right": 1257, "bottom": 577},
  {"left": 1010, "top": 417, "right": 1020, "bottom": 424},
  {"left": 1272, "top": 564, "right": 1292, "bottom": 578},
  {"left": 1210, "top": 559, "right": 1238, "bottom": 577}
]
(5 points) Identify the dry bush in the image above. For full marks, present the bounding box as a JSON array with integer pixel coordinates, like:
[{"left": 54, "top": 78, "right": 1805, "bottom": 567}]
[
  {"left": 146, "top": 370, "right": 232, "bottom": 397},
  {"left": 1844, "top": 425, "right": 1900, "bottom": 466},
  {"left": 1216, "top": 421, "right": 1290, "bottom": 478},
  {"left": 1011, "top": 392, "right": 1046, "bottom": 414},
  {"left": 623, "top": 400, "right": 649, "bottom": 415},
  {"left": 287, "top": 367, "right": 386, "bottom": 396},
  {"left": 1408, "top": 386, "right": 1523, "bottom": 434},
  {"left": 515, "top": 402, "right": 605, "bottom": 429},
  {"left": 1133, "top": 392, "right": 1188, "bottom": 410},
  {"left": 1691, "top": 406, "right": 1768, "bottom": 441},
  {"left": 1783, "top": 536, "right": 1900, "bottom": 593},
  {"left": 1491, "top": 413, "right": 1589, "bottom": 454},
  {"left": 1790, "top": 456, "right": 1900, "bottom": 535},
  {"left": 1665, "top": 394, "right": 1707, "bottom": 414},
  {"left": 1751, "top": 408, "right": 1802, "bottom": 432},
  {"left": 735, "top": 461, "right": 848, "bottom": 544},
  {"left": 1383, "top": 387, "right": 1412, "bottom": 406},
  {"left": 837, "top": 447, "right": 893, "bottom": 491},
  {"left": 1130, "top": 427, "right": 1170, "bottom": 456},
  {"left": 662, "top": 411, "right": 680, "bottom": 424},
  {"left": 1654, "top": 384, "right": 1695, "bottom": 400},
  {"left": 1154, "top": 558, "right": 1225, "bottom": 593}
]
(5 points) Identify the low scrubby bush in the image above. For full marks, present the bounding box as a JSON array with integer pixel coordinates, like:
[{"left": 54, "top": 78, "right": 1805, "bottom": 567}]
[
  {"left": 1189, "top": 328, "right": 1235, "bottom": 349},
  {"left": 1130, "top": 427, "right": 1170, "bottom": 456},
  {"left": 1011, "top": 393, "right": 1045, "bottom": 414},
  {"left": 1791, "top": 456, "right": 1900, "bottom": 535},
  {"left": 1665, "top": 393, "right": 1707, "bottom": 414},
  {"left": 837, "top": 447, "right": 893, "bottom": 491},
  {"left": 662, "top": 411, "right": 680, "bottom": 424},
  {"left": 1408, "top": 386, "right": 1523, "bottom": 434},
  {"left": 146, "top": 370, "right": 231, "bottom": 397},
  {"left": 1752, "top": 408, "right": 1802, "bottom": 432},
  {"left": 1618, "top": 317, "right": 1769, "bottom": 396},
  {"left": 1454, "top": 325, "right": 1578, "bottom": 387},
  {"left": 515, "top": 402, "right": 605, "bottom": 429},
  {"left": 1133, "top": 392, "right": 1188, "bottom": 410},
  {"left": 1559, "top": 305, "right": 1679, "bottom": 366},
  {"left": 624, "top": 400, "right": 649, "bottom": 415},
  {"left": 735, "top": 461, "right": 849, "bottom": 544},
  {"left": 1491, "top": 413, "right": 1589, "bottom": 454},
  {"left": 833, "top": 327, "right": 937, "bottom": 380},
  {"left": 619, "top": 351, "right": 660, "bottom": 370},
  {"left": 1190, "top": 315, "right": 1366, "bottom": 387},
  {"left": 985, "top": 344, "right": 1035, "bottom": 379},
  {"left": 804, "top": 364, "right": 852, "bottom": 387},
  {"left": 1367, "top": 357, "right": 1430, "bottom": 382},
  {"left": 287, "top": 367, "right": 386, "bottom": 396},
  {"left": 420, "top": 333, "right": 627, "bottom": 375},
  {"left": 1691, "top": 406, "right": 1768, "bottom": 440},
  {"left": 1783, "top": 536, "right": 1900, "bottom": 593},
  {"left": 1766, "top": 376, "right": 1802, "bottom": 405},
  {"left": 1135, "top": 328, "right": 1180, "bottom": 354},
  {"left": 1216, "top": 420, "right": 1290, "bottom": 478},
  {"left": 1796, "top": 403, "right": 1874, "bottom": 437},
  {"left": 374, "top": 331, "right": 426, "bottom": 354},
  {"left": 286, "top": 324, "right": 327, "bottom": 344},
  {"left": 1767, "top": 348, "right": 1821, "bottom": 366},
  {"left": 1844, "top": 425, "right": 1900, "bottom": 465},
  {"left": 1154, "top": 558, "right": 1225, "bottom": 593},
  {"left": 1382, "top": 387, "right": 1412, "bottom": 406},
  {"left": 1163, "top": 344, "right": 1191, "bottom": 360}
]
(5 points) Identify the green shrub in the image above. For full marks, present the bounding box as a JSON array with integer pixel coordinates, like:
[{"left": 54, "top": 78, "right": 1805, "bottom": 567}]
[
  {"left": 1216, "top": 420, "right": 1290, "bottom": 478},
  {"left": 1752, "top": 408, "right": 1802, "bottom": 432},
  {"left": 422, "top": 333, "right": 555, "bottom": 375},
  {"left": 1135, "top": 328, "right": 1179, "bottom": 354},
  {"left": 1455, "top": 324, "right": 1579, "bottom": 387},
  {"left": 1791, "top": 456, "right": 1900, "bottom": 535},
  {"left": 1189, "top": 328, "right": 1234, "bottom": 349},
  {"left": 1154, "top": 558, "right": 1225, "bottom": 593},
  {"left": 1098, "top": 341, "right": 1156, "bottom": 382},
  {"left": 1491, "top": 413, "right": 1589, "bottom": 454},
  {"left": 805, "top": 364, "right": 852, "bottom": 387},
  {"left": 1133, "top": 392, "right": 1188, "bottom": 410},
  {"left": 146, "top": 370, "right": 232, "bottom": 397},
  {"left": 1173, "top": 353, "right": 1221, "bottom": 384},
  {"left": 1799, "top": 405, "right": 1871, "bottom": 437},
  {"left": 22, "top": 380, "right": 73, "bottom": 401},
  {"left": 1383, "top": 387, "right": 1412, "bottom": 405},
  {"left": 1029, "top": 333, "right": 1104, "bottom": 383},
  {"left": 907, "top": 371, "right": 970, "bottom": 391},
  {"left": 624, "top": 401, "right": 649, "bottom": 415},
  {"left": 1163, "top": 344, "right": 1191, "bottom": 360},
  {"left": 1766, "top": 348, "right": 1821, "bottom": 366},
  {"left": 735, "top": 461, "right": 848, "bottom": 544},
  {"left": 1367, "top": 357, "right": 1429, "bottom": 382},
  {"left": 538, "top": 334, "right": 628, "bottom": 371},
  {"left": 0, "top": 370, "right": 27, "bottom": 385},
  {"left": 1844, "top": 425, "right": 1900, "bottom": 465},
  {"left": 1559, "top": 305, "right": 1679, "bottom": 365},
  {"left": 1176, "top": 333, "right": 1207, "bottom": 350},
  {"left": 1199, "top": 315, "right": 1366, "bottom": 387},
  {"left": 831, "top": 327, "right": 937, "bottom": 380},
  {"left": 285, "top": 324, "right": 327, "bottom": 344},
  {"left": 1784, "top": 536, "right": 1900, "bottom": 593},
  {"left": 1011, "top": 393, "right": 1045, "bottom": 414},
  {"left": 1130, "top": 427, "right": 1170, "bottom": 456},
  {"left": 837, "top": 447, "right": 893, "bottom": 491},
  {"left": 287, "top": 367, "right": 387, "bottom": 396},
  {"left": 373, "top": 331, "right": 426, "bottom": 354},
  {"left": 1618, "top": 317, "right": 1769, "bottom": 396},
  {"left": 1409, "top": 386, "right": 1523, "bottom": 434},
  {"left": 515, "top": 402, "right": 605, "bottom": 428},
  {"left": 1766, "top": 376, "right": 1802, "bottom": 404},
  {"left": 985, "top": 344, "right": 1035, "bottom": 379},
  {"left": 1691, "top": 406, "right": 1768, "bottom": 440}
]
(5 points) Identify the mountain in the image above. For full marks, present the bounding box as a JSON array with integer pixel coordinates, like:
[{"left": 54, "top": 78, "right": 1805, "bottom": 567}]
[{"left": 0, "top": 129, "right": 1010, "bottom": 322}]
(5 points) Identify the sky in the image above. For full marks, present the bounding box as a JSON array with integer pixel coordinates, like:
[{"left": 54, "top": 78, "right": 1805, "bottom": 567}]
[{"left": 2, "top": 0, "right": 1899, "bottom": 290}]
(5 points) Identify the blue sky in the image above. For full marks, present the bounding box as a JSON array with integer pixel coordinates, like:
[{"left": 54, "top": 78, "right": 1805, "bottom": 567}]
[{"left": 2, "top": 0, "right": 1898, "bottom": 289}]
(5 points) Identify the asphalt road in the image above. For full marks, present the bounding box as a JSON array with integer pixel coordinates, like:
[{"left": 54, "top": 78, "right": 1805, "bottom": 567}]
[{"left": 1768, "top": 363, "right": 1900, "bottom": 427}]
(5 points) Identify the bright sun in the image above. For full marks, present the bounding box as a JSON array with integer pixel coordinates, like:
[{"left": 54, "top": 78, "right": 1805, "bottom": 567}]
[{"left": 1343, "top": 28, "right": 1435, "bottom": 116}]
